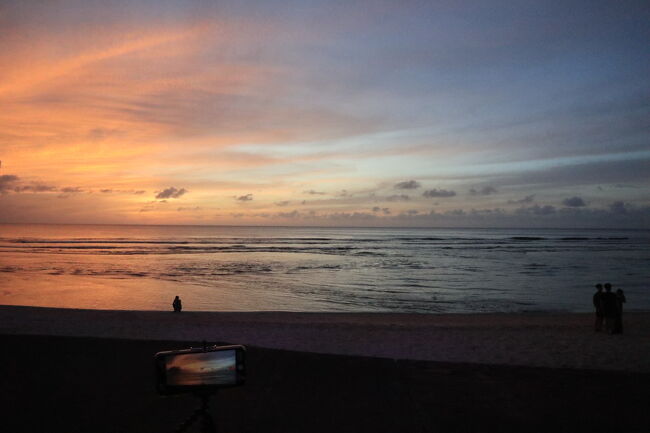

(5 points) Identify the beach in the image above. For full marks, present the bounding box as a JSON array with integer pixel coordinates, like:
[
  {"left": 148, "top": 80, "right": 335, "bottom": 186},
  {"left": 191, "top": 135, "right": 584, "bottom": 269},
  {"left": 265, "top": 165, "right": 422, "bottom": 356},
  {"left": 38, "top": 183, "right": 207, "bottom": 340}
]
[
  {"left": 2, "top": 306, "right": 649, "bottom": 432},
  {"left": 3, "top": 0, "right": 650, "bottom": 430},
  {"left": 2, "top": 305, "right": 649, "bottom": 371}
]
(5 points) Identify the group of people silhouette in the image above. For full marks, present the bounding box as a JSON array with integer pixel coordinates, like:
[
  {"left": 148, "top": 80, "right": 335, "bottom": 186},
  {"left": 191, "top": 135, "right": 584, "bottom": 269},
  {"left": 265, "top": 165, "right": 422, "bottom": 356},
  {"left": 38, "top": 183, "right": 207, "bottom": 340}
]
[{"left": 593, "top": 283, "right": 626, "bottom": 334}]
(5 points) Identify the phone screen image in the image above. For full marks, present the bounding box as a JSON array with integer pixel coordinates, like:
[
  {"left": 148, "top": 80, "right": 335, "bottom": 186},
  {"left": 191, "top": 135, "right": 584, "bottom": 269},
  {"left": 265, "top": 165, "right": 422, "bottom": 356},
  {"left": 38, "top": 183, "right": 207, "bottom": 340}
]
[{"left": 164, "top": 349, "right": 237, "bottom": 386}]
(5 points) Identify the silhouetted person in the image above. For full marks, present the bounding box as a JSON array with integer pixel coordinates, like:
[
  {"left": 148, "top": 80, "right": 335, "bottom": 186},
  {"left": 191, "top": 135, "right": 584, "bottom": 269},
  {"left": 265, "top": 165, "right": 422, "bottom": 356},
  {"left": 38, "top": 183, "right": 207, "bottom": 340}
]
[
  {"left": 593, "top": 284, "right": 604, "bottom": 332},
  {"left": 614, "top": 288, "right": 626, "bottom": 334},
  {"left": 173, "top": 295, "right": 182, "bottom": 313},
  {"left": 602, "top": 283, "right": 617, "bottom": 334}
]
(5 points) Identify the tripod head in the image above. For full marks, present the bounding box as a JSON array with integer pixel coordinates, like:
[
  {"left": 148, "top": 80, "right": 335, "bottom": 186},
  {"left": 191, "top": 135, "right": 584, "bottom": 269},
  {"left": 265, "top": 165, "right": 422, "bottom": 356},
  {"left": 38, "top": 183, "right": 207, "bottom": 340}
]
[{"left": 157, "top": 342, "right": 246, "bottom": 432}]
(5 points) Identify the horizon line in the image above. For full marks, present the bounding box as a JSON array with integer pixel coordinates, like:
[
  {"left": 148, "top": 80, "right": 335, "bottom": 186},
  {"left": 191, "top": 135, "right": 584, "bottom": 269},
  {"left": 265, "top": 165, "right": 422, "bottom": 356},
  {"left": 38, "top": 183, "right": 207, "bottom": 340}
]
[{"left": 0, "top": 222, "right": 648, "bottom": 231}]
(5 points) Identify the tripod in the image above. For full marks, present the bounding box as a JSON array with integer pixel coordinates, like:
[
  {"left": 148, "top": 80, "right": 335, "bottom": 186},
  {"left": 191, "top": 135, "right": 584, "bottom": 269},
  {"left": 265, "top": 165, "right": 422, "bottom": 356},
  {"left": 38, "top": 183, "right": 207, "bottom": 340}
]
[{"left": 173, "top": 392, "right": 217, "bottom": 433}]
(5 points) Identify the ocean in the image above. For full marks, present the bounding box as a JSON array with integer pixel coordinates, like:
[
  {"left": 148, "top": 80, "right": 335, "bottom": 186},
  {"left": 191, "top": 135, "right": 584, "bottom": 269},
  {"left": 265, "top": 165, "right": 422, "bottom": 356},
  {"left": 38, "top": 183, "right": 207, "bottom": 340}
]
[{"left": 0, "top": 224, "right": 648, "bottom": 313}]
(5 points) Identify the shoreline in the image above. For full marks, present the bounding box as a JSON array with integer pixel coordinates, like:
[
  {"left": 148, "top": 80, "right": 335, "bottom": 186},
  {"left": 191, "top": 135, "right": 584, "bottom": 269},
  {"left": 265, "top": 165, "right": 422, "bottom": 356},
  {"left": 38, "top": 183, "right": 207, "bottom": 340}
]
[{"left": 2, "top": 304, "right": 649, "bottom": 372}]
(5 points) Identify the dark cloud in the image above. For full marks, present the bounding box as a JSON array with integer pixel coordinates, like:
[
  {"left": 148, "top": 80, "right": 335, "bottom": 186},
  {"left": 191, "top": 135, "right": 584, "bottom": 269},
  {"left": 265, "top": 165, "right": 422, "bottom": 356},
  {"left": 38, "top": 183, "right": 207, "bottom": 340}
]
[
  {"left": 270, "top": 209, "right": 320, "bottom": 220},
  {"left": 155, "top": 187, "right": 187, "bottom": 199},
  {"left": 385, "top": 194, "right": 410, "bottom": 202},
  {"left": 303, "top": 190, "right": 326, "bottom": 195},
  {"left": 609, "top": 201, "right": 629, "bottom": 215},
  {"left": 326, "top": 212, "right": 378, "bottom": 221},
  {"left": 515, "top": 205, "right": 557, "bottom": 216},
  {"left": 61, "top": 187, "right": 83, "bottom": 193},
  {"left": 0, "top": 174, "right": 19, "bottom": 192},
  {"left": 230, "top": 203, "right": 650, "bottom": 228},
  {"left": 0, "top": 175, "right": 19, "bottom": 182},
  {"left": 0, "top": 174, "right": 57, "bottom": 194},
  {"left": 219, "top": 201, "right": 650, "bottom": 228},
  {"left": 507, "top": 195, "right": 535, "bottom": 205},
  {"left": 235, "top": 194, "right": 253, "bottom": 202},
  {"left": 470, "top": 208, "right": 506, "bottom": 216},
  {"left": 277, "top": 210, "right": 300, "bottom": 219},
  {"left": 101, "top": 189, "right": 146, "bottom": 195},
  {"left": 394, "top": 180, "right": 421, "bottom": 190},
  {"left": 469, "top": 186, "right": 498, "bottom": 196},
  {"left": 562, "top": 196, "right": 587, "bottom": 207},
  {"left": 177, "top": 206, "right": 201, "bottom": 212},
  {"left": 423, "top": 188, "right": 456, "bottom": 198},
  {"left": 13, "top": 183, "right": 58, "bottom": 193},
  {"left": 274, "top": 201, "right": 290, "bottom": 207}
]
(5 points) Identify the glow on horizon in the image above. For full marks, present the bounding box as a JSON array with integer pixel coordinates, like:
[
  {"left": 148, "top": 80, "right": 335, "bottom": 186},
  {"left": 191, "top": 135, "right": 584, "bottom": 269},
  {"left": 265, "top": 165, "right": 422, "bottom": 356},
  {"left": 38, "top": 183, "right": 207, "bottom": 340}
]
[{"left": 0, "top": 1, "right": 649, "bottom": 228}]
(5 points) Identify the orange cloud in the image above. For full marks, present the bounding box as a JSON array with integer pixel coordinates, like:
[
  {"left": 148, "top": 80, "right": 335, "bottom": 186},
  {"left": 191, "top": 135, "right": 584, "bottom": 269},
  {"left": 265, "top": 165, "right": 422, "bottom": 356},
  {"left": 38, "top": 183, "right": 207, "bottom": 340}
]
[{"left": 0, "top": 22, "right": 215, "bottom": 97}]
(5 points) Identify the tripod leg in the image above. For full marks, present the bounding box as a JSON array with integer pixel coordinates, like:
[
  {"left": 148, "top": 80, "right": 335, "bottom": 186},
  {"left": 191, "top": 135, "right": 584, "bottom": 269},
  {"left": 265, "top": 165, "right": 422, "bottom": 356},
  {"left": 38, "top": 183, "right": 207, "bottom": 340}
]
[
  {"left": 200, "top": 394, "right": 217, "bottom": 433},
  {"left": 174, "top": 407, "right": 201, "bottom": 433},
  {"left": 172, "top": 394, "right": 217, "bottom": 433},
  {"left": 201, "top": 411, "right": 217, "bottom": 433}
]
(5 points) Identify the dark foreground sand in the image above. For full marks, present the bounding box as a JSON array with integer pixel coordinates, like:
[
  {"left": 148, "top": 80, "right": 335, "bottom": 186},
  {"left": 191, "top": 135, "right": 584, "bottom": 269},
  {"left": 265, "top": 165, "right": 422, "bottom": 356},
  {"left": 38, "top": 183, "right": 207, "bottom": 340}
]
[
  {"left": 1, "top": 306, "right": 649, "bottom": 432},
  {"left": 2, "top": 334, "right": 649, "bottom": 433}
]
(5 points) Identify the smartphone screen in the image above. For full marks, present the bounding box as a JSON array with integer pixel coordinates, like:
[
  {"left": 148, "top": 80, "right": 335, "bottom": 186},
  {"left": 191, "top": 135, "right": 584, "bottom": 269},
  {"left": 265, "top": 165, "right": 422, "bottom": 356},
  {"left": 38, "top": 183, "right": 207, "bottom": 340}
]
[{"left": 164, "top": 349, "right": 238, "bottom": 386}]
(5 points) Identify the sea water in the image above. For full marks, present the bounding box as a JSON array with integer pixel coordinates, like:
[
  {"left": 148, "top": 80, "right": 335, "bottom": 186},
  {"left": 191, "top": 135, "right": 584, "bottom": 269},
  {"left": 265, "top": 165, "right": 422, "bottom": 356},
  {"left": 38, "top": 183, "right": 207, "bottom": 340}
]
[{"left": 0, "top": 224, "right": 648, "bottom": 313}]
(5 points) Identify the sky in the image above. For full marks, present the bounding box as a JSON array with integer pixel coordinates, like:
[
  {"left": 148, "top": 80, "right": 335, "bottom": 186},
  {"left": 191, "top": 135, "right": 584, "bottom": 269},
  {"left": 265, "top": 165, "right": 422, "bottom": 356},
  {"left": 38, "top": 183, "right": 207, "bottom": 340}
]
[{"left": 1, "top": 0, "right": 649, "bottom": 228}]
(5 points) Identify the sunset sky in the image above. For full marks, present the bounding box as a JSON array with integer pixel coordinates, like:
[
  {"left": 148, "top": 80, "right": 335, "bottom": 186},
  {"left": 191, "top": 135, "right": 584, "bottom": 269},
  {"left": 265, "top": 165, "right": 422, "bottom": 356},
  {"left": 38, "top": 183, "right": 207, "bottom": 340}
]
[{"left": 1, "top": 0, "right": 648, "bottom": 227}]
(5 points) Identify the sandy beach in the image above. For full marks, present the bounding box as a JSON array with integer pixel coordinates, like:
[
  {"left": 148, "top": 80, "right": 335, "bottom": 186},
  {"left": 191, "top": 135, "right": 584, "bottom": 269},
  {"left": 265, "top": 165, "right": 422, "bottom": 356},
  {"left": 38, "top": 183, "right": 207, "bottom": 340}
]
[
  {"left": 1, "top": 305, "right": 649, "bottom": 371},
  {"left": 2, "top": 305, "right": 650, "bottom": 432}
]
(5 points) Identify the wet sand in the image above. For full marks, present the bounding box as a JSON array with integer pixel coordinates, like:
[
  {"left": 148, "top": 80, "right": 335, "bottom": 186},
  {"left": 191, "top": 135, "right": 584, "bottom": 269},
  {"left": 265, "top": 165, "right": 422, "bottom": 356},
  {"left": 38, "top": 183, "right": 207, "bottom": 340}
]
[{"left": 1, "top": 306, "right": 649, "bottom": 432}]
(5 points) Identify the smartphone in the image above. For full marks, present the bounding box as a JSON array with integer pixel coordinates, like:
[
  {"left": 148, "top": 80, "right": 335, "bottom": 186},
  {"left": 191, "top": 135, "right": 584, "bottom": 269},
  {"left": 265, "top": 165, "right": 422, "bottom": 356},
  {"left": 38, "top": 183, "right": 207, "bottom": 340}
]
[{"left": 155, "top": 344, "right": 246, "bottom": 395}]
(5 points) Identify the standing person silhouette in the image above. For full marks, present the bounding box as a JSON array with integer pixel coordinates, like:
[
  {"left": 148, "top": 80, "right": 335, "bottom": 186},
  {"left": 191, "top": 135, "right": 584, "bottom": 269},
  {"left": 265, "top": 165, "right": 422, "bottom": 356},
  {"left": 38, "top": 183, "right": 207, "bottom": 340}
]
[
  {"left": 602, "top": 283, "right": 617, "bottom": 334},
  {"left": 614, "top": 289, "right": 626, "bottom": 334},
  {"left": 172, "top": 295, "right": 182, "bottom": 313},
  {"left": 593, "top": 284, "right": 604, "bottom": 332}
]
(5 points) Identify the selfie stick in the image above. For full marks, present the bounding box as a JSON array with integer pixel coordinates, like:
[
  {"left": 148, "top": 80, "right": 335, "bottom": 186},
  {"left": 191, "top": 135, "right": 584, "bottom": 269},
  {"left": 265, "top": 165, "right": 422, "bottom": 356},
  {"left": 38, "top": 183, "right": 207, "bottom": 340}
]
[{"left": 173, "top": 341, "right": 217, "bottom": 433}]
